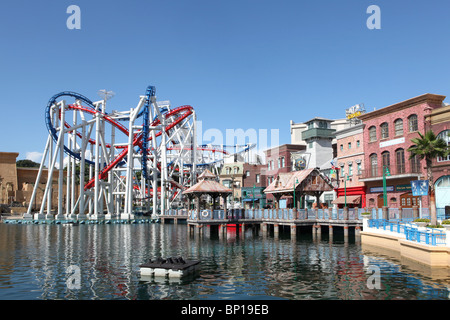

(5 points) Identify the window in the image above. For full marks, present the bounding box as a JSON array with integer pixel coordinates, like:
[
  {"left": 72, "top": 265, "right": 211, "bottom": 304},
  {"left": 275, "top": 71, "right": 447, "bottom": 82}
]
[
  {"left": 319, "top": 121, "right": 327, "bottom": 128},
  {"left": 409, "top": 145, "right": 421, "bottom": 173},
  {"left": 408, "top": 114, "right": 418, "bottom": 132},
  {"left": 234, "top": 167, "right": 238, "bottom": 174},
  {"left": 394, "top": 119, "right": 403, "bottom": 136},
  {"left": 356, "top": 140, "right": 360, "bottom": 148},
  {"left": 382, "top": 151, "right": 390, "bottom": 171},
  {"left": 437, "top": 130, "right": 450, "bottom": 162},
  {"left": 256, "top": 174, "right": 260, "bottom": 183},
  {"left": 357, "top": 162, "right": 362, "bottom": 175},
  {"left": 395, "top": 148, "right": 405, "bottom": 174},
  {"left": 340, "top": 144, "right": 343, "bottom": 151},
  {"left": 277, "top": 158, "right": 281, "bottom": 168},
  {"left": 281, "top": 157, "right": 285, "bottom": 167},
  {"left": 246, "top": 170, "right": 250, "bottom": 177},
  {"left": 369, "top": 126, "right": 377, "bottom": 142},
  {"left": 370, "top": 154, "right": 378, "bottom": 177},
  {"left": 348, "top": 142, "right": 352, "bottom": 150},
  {"left": 226, "top": 167, "right": 231, "bottom": 174},
  {"left": 348, "top": 163, "right": 353, "bottom": 176},
  {"left": 380, "top": 122, "right": 389, "bottom": 139}
]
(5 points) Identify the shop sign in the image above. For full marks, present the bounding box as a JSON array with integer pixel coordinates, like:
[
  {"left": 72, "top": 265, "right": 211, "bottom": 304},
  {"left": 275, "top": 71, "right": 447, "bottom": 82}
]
[
  {"left": 396, "top": 184, "right": 412, "bottom": 192},
  {"left": 369, "top": 186, "right": 394, "bottom": 193}
]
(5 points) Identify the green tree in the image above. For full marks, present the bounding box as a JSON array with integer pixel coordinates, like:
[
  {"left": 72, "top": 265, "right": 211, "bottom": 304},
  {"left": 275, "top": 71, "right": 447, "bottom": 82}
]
[
  {"left": 408, "top": 130, "right": 449, "bottom": 225},
  {"left": 16, "top": 159, "right": 40, "bottom": 168}
]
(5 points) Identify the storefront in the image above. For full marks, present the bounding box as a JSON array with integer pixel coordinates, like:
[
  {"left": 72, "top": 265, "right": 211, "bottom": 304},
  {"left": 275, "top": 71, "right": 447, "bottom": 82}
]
[
  {"left": 334, "top": 186, "right": 366, "bottom": 208},
  {"left": 364, "top": 180, "right": 427, "bottom": 209},
  {"left": 241, "top": 186, "right": 266, "bottom": 209}
]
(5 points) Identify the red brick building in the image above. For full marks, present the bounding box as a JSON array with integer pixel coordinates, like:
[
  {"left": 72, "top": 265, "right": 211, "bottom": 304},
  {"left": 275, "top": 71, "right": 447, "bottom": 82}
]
[
  {"left": 358, "top": 93, "right": 446, "bottom": 209},
  {"left": 264, "top": 144, "right": 305, "bottom": 207}
]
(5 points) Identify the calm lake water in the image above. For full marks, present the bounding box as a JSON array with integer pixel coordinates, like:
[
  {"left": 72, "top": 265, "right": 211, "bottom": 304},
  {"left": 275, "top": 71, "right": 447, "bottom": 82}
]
[{"left": 0, "top": 223, "right": 449, "bottom": 300}]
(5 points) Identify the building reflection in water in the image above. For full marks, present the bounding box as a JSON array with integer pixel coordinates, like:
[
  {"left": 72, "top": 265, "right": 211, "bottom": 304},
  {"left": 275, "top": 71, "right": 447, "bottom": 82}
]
[{"left": 0, "top": 223, "right": 449, "bottom": 300}]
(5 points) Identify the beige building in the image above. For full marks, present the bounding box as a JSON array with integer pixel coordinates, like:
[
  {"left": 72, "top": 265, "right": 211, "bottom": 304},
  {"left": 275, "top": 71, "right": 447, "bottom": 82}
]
[{"left": 0, "top": 151, "right": 71, "bottom": 213}]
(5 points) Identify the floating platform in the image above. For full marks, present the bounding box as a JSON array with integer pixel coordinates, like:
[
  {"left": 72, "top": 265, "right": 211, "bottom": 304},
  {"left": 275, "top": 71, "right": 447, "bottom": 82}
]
[{"left": 139, "top": 257, "right": 200, "bottom": 278}]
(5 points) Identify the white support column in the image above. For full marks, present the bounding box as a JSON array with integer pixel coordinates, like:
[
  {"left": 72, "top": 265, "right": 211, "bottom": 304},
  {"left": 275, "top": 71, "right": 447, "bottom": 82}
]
[
  {"left": 92, "top": 104, "right": 101, "bottom": 219},
  {"left": 56, "top": 101, "right": 66, "bottom": 220},
  {"left": 25, "top": 135, "right": 51, "bottom": 219}
]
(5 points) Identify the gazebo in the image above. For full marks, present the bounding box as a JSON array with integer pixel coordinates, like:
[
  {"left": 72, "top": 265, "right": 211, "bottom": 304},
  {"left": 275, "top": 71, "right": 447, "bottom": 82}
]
[
  {"left": 264, "top": 168, "right": 334, "bottom": 209},
  {"left": 182, "top": 169, "right": 232, "bottom": 214}
]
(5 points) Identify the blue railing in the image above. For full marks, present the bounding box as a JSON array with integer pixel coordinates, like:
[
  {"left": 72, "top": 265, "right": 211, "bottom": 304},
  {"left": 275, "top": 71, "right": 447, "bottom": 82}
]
[{"left": 368, "top": 219, "right": 446, "bottom": 246}]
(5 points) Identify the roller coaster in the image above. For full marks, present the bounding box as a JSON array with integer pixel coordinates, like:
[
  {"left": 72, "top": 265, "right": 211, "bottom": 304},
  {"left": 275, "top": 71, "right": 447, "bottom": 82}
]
[{"left": 25, "top": 85, "right": 255, "bottom": 220}]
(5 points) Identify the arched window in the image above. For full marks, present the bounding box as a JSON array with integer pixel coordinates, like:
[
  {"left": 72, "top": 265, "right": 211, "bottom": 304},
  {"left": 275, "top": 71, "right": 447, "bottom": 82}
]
[
  {"left": 437, "top": 130, "right": 450, "bottom": 162},
  {"left": 370, "top": 153, "right": 378, "bottom": 177},
  {"left": 394, "top": 119, "right": 403, "bottom": 136},
  {"left": 382, "top": 151, "right": 390, "bottom": 171},
  {"left": 408, "top": 114, "right": 418, "bottom": 132},
  {"left": 369, "top": 126, "right": 377, "bottom": 142},
  {"left": 380, "top": 122, "right": 389, "bottom": 139},
  {"left": 395, "top": 148, "right": 405, "bottom": 174},
  {"left": 409, "top": 145, "right": 421, "bottom": 173},
  {"left": 436, "top": 175, "right": 450, "bottom": 187}
]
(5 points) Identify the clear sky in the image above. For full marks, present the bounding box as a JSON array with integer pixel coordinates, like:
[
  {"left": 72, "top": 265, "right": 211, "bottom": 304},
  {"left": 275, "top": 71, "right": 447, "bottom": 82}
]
[{"left": 2, "top": 0, "right": 450, "bottom": 162}]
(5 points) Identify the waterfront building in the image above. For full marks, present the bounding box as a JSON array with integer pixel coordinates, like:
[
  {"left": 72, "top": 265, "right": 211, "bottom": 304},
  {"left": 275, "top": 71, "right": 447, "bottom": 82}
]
[
  {"left": 264, "top": 168, "right": 334, "bottom": 209},
  {"left": 290, "top": 117, "right": 341, "bottom": 208},
  {"left": 263, "top": 144, "right": 305, "bottom": 208},
  {"left": 219, "top": 162, "right": 244, "bottom": 208},
  {"left": 424, "top": 103, "right": 450, "bottom": 214},
  {"left": 358, "top": 93, "right": 446, "bottom": 209},
  {"left": 241, "top": 163, "right": 267, "bottom": 209},
  {"left": 333, "top": 122, "right": 366, "bottom": 208}
]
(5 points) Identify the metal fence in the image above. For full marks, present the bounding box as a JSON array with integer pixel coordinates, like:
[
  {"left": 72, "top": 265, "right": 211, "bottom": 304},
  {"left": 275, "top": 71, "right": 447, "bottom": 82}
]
[{"left": 368, "top": 219, "right": 446, "bottom": 246}]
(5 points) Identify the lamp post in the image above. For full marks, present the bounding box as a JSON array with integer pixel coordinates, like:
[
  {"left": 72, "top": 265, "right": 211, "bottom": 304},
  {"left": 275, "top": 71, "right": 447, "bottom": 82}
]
[
  {"left": 252, "top": 184, "right": 255, "bottom": 209},
  {"left": 344, "top": 174, "right": 349, "bottom": 208},
  {"left": 293, "top": 178, "right": 299, "bottom": 209},
  {"left": 382, "top": 165, "right": 391, "bottom": 207}
]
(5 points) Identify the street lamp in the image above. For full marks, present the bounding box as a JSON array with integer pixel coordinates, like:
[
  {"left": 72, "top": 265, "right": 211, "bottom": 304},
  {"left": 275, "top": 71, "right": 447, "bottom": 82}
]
[
  {"left": 252, "top": 184, "right": 255, "bottom": 209},
  {"left": 344, "top": 174, "right": 349, "bottom": 208},
  {"left": 293, "top": 178, "right": 299, "bottom": 209},
  {"left": 382, "top": 165, "right": 391, "bottom": 207}
]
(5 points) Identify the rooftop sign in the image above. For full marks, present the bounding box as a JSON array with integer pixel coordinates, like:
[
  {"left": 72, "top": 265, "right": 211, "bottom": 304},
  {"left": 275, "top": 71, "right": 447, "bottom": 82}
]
[{"left": 346, "top": 104, "right": 366, "bottom": 120}]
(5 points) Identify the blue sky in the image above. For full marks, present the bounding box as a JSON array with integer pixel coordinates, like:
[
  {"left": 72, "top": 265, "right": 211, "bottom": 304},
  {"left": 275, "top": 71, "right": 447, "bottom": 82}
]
[{"left": 2, "top": 0, "right": 450, "bottom": 162}]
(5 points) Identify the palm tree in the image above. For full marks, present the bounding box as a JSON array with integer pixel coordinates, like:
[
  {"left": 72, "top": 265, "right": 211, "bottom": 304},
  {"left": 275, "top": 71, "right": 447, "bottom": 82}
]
[{"left": 408, "top": 130, "right": 449, "bottom": 226}]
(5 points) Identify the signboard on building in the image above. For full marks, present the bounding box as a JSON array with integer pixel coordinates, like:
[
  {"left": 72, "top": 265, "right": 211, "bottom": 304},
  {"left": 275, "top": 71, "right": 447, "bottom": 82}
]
[
  {"left": 294, "top": 157, "right": 307, "bottom": 171},
  {"left": 411, "top": 180, "right": 429, "bottom": 196},
  {"left": 379, "top": 137, "right": 405, "bottom": 148},
  {"left": 369, "top": 186, "right": 394, "bottom": 193},
  {"left": 396, "top": 184, "right": 412, "bottom": 192},
  {"left": 345, "top": 104, "right": 366, "bottom": 120}
]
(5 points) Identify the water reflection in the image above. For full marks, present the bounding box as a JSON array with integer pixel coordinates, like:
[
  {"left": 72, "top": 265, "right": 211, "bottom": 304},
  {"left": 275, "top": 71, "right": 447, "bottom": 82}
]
[{"left": 0, "top": 223, "right": 449, "bottom": 300}]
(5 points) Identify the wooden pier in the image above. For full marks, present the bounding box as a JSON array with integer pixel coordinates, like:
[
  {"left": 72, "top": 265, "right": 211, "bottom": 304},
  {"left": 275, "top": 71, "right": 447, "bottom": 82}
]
[{"left": 160, "top": 208, "right": 363, "bottom": 240}]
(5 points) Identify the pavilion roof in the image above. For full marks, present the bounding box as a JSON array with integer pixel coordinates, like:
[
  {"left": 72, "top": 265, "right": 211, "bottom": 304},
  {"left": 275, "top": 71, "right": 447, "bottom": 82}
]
[
  {"left": 264, "top": 168, "right": 316, "bottom": 194},
  {"left": 182, "top": 169, "right": 232, "bottom": 195}
]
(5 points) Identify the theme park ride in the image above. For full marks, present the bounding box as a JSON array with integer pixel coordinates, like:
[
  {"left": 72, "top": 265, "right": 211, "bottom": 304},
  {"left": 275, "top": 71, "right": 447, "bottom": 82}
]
[{"left": 25, "top": 85, "right": 255, "bottom": 221}]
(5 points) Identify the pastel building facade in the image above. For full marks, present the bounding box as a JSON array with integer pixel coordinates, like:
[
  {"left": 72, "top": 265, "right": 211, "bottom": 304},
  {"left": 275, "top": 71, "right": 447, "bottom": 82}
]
[{"left": 334, "top": 123, "right": 366, "bottom": 208}]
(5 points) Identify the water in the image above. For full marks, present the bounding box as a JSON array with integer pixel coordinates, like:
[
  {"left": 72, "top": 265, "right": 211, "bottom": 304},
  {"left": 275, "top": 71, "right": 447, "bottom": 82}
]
[{"left": 0, "top": 223, "right": 449, "bottom": 300}]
